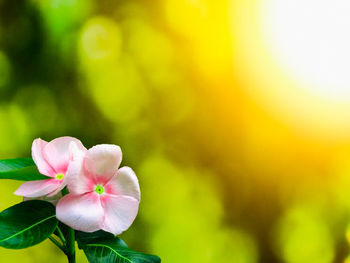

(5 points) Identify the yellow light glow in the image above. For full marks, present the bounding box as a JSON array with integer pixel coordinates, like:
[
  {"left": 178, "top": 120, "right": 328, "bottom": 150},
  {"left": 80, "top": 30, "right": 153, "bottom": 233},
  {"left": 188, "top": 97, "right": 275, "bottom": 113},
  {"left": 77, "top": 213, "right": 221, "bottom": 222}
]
[
  {"left": 230, "top": 0, "right": 350, "bottom": 141},
  {"left": 261, "top": 0, "right": 350, "bottom": 101}
]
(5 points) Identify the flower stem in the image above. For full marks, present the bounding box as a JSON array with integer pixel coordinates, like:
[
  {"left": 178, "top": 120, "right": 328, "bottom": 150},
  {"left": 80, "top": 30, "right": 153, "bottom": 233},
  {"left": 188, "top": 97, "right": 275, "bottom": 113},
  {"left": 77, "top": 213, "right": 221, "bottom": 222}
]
[
  {"left": 66, "top": 227, "right": 76, "bottom": 263},
  {"left": 56, "top": 226, "right": 67, "bottom": 245},
  {"left": 49, "top": 236, "right": 66, "bottom": 253}
]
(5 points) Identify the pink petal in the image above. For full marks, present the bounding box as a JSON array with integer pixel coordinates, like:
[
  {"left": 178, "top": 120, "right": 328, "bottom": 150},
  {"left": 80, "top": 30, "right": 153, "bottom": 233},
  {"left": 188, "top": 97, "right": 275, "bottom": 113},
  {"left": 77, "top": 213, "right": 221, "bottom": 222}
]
[
  {"left": 43, "top": 136, "right": 85, "bottom": 173},
  {"left": 47, "top": 141, "right": 88, "bottom": 197},
  {"left": 46, "top": 177, "right": 67, "bottom": 197},
  {"left": 14, "top": 179, "right": 62, "bottom": 198},
  {"left": 65, "top": 143, "right": 92, "bottom": 195},
  {"left": 56, "top": 193, "right": 104, "bottom": 232},
  {"left": 69, "top": 141, "right": 87, "bottom": 161},
  {"left": 83, "top": 144, "right": 122, "bottom": 184},
  {"left": 104, "top": 167, "right": 140, "bottom": 201},
  {"left": 23, "top": 192, "right": 62, "bottom": 206},
  {"left": 66, "top": 156, "right": 95, "bottom": 195},
  {"left": 101, "top": 195, "right": 139, "bottom": 235},
  {"left": 32, "top": 138, "right": 55, "bottom": 177}
]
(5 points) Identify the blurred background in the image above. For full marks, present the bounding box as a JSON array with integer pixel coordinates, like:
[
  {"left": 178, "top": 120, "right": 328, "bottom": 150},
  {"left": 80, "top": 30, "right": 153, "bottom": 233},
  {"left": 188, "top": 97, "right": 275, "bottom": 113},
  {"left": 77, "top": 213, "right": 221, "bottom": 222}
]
[{"left": 1, "top": 0, "right": 350, "bottom": 262}]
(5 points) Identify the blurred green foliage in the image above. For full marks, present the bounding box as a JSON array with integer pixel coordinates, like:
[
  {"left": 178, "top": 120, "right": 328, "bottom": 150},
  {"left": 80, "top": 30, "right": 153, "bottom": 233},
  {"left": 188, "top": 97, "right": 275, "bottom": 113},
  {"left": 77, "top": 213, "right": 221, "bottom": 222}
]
[{"left": 0, "top": 0, "right": 350, "bottom": 262}]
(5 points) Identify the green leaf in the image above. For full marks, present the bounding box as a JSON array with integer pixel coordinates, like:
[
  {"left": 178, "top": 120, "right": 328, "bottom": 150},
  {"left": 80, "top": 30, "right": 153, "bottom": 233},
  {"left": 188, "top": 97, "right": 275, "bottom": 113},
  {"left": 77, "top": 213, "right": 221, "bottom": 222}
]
[
  {"left": 76, "top": 230, "right": 120, "bottom": 248},
  {"left": 0, "top": 158, "right": 48, "bottom": 181},
  {"left": 0, "top": 200, "right": 58, "bottom": 249},
  {"left": 77, "top": 232, "right": 161, "bottom": 263}
]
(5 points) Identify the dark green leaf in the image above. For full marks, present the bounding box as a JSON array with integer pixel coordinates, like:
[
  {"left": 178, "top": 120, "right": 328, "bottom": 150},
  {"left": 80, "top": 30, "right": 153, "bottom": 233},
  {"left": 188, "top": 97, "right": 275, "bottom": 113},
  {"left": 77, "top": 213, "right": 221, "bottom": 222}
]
[
  {"left": 0, "top": 200, "right": 58, "bottom": 249},
  {"left": 78, "top": 234, "right": 161, "bottom": 263},
  {"left": 0, "top": 158, "right": 48, "bottom": 181},
  {"left": 76, "top": 230, "right": 121, "bottom": 248}
]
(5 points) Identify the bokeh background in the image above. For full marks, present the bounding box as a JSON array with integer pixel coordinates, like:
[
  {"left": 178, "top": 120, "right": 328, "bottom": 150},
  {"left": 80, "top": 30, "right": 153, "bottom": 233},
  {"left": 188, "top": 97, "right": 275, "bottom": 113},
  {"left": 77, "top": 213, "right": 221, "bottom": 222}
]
[{"left": 1, "top": 0, "right": 350, "bottom": 262}]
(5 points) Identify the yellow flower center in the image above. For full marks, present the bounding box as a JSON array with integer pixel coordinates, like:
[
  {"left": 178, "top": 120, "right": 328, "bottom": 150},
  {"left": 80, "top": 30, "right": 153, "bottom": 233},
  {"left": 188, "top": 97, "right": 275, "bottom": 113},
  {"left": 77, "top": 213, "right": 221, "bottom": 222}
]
[
  {"left": 56, "top": 173, "right": 64, "bottom": 180},
  {"left": 95, "top": 185, "right": 105, "bottom": 195}
]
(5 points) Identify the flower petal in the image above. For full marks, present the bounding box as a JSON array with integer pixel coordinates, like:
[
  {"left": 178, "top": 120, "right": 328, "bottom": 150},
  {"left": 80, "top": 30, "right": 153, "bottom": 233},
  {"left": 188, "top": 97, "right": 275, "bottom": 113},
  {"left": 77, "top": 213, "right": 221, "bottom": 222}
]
[
  {"left": 44, "top": 136, "right": 86, "bottom": 173},
  {"left": 32, "top": 138, "right": 55, "bottom": 177},
  {"left": 65, "top": 142, "right": 92, "bottom": 195},
  {"left": 48, "top": 141, "right": 88, "bottom": 196},
  {"left": 105, "top": 167, "right": 140, "bottom": 201},
  {"left": 56, "top": 193, "right": 104, "bottom": 232},
  {"left": 66, "top": 156, "right": 95, "bottom": 195},
  {"left": 23, "top": 192, "right": 62, "bottom": 206},
  {"left": 14, "top": 179, "right": 61, "bottom": 198},
  {"left": 84, "top": 144, "right": 122, "bottom": 184},
  {"left": 101, "top": 195, "right": 139, "bottom": 235},
  {"left": 46, "top": 178, "right": 67, "bottom": 197},
  {"left": 70, "top": 141, "right": 87, "bottom": 161}
]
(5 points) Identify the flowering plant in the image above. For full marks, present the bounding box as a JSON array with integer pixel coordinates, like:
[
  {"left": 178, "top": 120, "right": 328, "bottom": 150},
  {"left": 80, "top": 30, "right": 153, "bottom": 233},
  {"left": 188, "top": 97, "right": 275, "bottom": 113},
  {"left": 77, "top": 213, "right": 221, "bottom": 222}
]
[{"left": 0, "top": 137, "right": 161, "bottom": 263}]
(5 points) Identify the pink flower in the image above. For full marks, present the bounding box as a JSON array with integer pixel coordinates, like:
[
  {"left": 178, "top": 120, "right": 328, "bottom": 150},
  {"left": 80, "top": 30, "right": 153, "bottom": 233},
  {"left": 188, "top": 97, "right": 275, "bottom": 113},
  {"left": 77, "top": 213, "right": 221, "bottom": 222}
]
[
  {"left": 23, "top": 192, "right": 62, "bottom": 206},
  {"left": 15, "top": 137, "right": 86, "bottom": 198},
  {"left": 56, "top": 144, "right": 140, "bottom": 235}
]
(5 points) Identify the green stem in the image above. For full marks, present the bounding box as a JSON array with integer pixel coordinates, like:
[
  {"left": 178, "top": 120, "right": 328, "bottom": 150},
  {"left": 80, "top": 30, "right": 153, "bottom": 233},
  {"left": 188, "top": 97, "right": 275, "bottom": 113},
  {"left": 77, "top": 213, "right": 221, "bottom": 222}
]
[
  {"left": 49, "top": 236, "right": 66, "bottom": 253},
  {"left": 66, "top": 227, "right": 76, "bottom": 263},
  {"left": 56, "top": 226, "right": 66, "bottom": 245}
]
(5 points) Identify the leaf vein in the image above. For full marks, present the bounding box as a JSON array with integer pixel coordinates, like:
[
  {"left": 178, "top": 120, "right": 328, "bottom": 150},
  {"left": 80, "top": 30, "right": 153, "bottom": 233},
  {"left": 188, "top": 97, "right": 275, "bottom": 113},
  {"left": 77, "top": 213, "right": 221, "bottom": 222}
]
[
  {"left": 85, "top": 243, "right": 133, "bottom": 263},
  {"left": 0, "top": 215, "right": 56, "bottom": 243}
]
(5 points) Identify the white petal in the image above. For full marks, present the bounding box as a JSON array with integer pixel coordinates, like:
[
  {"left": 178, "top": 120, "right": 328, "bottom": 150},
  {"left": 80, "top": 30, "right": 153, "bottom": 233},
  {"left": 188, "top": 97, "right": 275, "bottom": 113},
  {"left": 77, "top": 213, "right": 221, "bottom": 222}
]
[
  {"left": 14, "top": 179, "right": 61, "bottom": 198},
  {"left": 44, "top": 136, "right": 85, "bottom": 173},
  {"left": 23, "top": 192, "right": 62, "bottom": 206},
  {"left": 31, "top": 138, "right": 55, "bottom": 177},
  {"left": 84, "top": 144, "right": 122, "bottom": 184},
  {"left": 101, "top": 195, "right": 139, "bottom": 235},
  {"left": 56, "top": 193, "right": 104, "bottom": 232},
  {"left": 104, "top": 167, "right": 140, "bottom": 201},
  {"left": 66, "top": 155, "right": 94, "bottom": 195}
]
